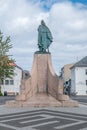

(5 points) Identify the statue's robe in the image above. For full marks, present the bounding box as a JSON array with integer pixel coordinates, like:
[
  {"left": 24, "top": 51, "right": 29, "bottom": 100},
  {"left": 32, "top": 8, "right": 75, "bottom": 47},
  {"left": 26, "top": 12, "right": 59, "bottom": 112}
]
[{"left": 38, "top": 24, "right": 53, "bottom": 51}]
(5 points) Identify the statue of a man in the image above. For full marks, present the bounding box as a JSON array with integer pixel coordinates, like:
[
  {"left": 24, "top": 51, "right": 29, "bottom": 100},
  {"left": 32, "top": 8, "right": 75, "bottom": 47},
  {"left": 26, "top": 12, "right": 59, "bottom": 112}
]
[{"left": 38, "top": 20, "right": 53, "bottom": 52}]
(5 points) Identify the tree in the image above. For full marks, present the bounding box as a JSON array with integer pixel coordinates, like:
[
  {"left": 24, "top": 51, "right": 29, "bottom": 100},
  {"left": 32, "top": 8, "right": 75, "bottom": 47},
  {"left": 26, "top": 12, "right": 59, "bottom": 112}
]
[{"left": 0, "top": 31, "right": 15, "bottom": 94}]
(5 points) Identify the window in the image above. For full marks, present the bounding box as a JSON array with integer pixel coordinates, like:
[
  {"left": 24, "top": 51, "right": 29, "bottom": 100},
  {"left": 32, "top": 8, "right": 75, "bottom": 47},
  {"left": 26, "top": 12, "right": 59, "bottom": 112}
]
[
  {"left": 5, "top": 80, "right": 9, "bottom": 85},
  {"left": 85, "top": 69, "right": 87, "bottom": 75},
  {"left": 10, "top": 80, "right": 14, "bottom": 85},
  {"left": 10, "top": 70, "right": 14, "bottom": 73},
  {"left": 4, "top": 80, "right": 14, "bottom": 85},
  {"left": 86, "top": 80, "right": 87, "bottom": 85},
  {"left": 66, "top": 81, "right": 68, "bottom": 85}
]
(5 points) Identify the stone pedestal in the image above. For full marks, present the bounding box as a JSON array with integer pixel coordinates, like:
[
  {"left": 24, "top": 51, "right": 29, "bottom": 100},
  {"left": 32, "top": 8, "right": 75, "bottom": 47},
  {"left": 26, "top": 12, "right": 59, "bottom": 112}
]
[{"left": 6, "top": 52, "right": 78, "bottom": 107}]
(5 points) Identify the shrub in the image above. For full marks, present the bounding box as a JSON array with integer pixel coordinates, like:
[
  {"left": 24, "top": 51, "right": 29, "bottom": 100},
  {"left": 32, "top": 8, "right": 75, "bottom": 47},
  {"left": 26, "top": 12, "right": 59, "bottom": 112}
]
[{"left": 0, "top": 91, "right": 3, "bottom": 96}]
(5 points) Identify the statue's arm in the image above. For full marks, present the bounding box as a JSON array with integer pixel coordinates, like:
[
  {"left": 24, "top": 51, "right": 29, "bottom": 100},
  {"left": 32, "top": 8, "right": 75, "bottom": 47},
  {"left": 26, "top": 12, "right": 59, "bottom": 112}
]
[
  {"left": 45, "top": 26, "right": 53, "bottom": 42},
  {"left": 47, "top": 31, "right": 53, "bottom": 42}
]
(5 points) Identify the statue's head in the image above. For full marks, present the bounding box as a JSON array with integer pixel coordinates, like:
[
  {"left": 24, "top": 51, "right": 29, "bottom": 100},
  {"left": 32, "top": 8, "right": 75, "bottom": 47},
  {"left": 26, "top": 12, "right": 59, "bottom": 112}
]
[{"left": 41, "top": 20, "right": 46, "bottom": 26}]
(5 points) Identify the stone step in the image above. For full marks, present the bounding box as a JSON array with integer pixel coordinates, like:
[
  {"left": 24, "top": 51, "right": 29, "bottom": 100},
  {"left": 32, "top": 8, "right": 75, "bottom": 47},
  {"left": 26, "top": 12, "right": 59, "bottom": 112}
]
[
  {"left": 22, "top": 93, "right": 62, "bottom": 107},
  {"left": 6, "top": 93, "right": 61, "bottom": 107}
]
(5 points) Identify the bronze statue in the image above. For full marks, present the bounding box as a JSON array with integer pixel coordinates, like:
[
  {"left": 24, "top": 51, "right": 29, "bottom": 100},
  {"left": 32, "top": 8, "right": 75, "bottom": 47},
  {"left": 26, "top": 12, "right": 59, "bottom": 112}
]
[{"left": 38, "top": 20, "right": 53, "bottom": 52}]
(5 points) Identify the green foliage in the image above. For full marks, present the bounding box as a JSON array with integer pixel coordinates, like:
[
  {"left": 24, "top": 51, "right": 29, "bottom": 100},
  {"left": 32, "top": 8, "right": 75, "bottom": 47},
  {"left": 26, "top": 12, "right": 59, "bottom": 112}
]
[
  {"left": 0, "top": 91, "right": 3, "bottom": 96},
  {"left": 0, "top": 56, "right": 15, "bottom": 79},
  {"left": 0, "top": 31, "right": 12, "bottom": 55},
  {"left": 0, "top": 31, "right": 15, "bottom": 84}
]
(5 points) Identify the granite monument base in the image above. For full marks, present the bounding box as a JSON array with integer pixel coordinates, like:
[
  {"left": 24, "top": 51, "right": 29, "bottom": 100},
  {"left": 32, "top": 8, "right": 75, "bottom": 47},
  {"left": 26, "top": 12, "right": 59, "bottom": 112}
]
[{"left": 6, "top": 52, "right": 78, "bottom": 107}]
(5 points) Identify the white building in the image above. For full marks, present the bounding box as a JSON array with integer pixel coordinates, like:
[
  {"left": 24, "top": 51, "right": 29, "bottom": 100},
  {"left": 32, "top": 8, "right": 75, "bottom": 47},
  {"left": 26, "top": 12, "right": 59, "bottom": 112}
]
[
  {"left": 1, "top": 63, "right": 23, "bottom": 95},
  {"left": 71, "top": 56, "right": 87, "bottom": 95}
]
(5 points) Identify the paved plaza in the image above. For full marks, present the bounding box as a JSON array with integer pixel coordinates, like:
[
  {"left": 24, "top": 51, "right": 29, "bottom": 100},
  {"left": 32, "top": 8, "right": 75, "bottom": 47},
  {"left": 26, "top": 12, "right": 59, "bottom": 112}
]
[{"left": 0, "top": 104, "right": 87, "bottom": 130}]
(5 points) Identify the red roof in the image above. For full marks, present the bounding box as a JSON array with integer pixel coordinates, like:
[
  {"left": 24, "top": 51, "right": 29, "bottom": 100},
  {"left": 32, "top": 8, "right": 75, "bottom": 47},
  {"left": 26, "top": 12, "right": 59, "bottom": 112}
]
[{"left": 9, "top": 62, "right": 17, "bottom": 66}]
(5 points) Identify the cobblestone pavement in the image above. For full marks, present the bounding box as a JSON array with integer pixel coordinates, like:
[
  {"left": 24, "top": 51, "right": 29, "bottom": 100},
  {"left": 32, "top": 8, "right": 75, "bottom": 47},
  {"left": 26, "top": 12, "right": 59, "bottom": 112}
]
[{"left": 0, "top": 106, "right": 87, "bottom": 130}]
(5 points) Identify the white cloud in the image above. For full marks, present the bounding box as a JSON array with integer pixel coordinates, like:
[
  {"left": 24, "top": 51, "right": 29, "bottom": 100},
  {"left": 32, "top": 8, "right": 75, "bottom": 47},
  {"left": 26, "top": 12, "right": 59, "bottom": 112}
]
[{"left": 0, "top": 0, "right": 87, "bottom": 74}]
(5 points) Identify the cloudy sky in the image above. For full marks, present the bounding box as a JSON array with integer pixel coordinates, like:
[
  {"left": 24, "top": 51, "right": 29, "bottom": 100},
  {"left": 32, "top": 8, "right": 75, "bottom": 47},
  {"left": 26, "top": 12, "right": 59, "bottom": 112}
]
[{"left": 0, "top": 0, "right": 87, "bottom": 74}]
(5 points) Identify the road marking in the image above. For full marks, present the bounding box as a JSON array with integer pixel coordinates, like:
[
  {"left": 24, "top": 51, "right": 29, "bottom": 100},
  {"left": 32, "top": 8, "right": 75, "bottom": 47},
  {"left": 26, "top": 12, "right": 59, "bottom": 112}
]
[{"left": 55, "top": 121, "right": 87, "bottom": 129}]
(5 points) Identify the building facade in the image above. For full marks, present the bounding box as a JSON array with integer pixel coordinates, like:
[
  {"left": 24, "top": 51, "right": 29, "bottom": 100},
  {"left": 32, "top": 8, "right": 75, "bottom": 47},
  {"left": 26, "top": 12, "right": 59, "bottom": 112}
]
[
  {"left": 71, "top": 56, "right": 87, "bottom": 95},
  {"left": 1, "top": 65, "right": 23, "bottom": 95},
  {"left": 61, "top": 64, "right": 74, "bottom": 83},
  {"left": 60, "top": 64, "right": 74, "bottom": 95}
]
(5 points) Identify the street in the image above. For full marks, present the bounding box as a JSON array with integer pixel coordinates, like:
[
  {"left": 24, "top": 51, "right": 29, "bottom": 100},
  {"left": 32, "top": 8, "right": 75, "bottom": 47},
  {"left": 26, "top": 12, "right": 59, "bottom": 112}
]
[
  {"left": 71, "top": 96, "right": 87, "bottom": 105},
  {"left": 0, "top": 96, "right": 15, "bottom": 105}
]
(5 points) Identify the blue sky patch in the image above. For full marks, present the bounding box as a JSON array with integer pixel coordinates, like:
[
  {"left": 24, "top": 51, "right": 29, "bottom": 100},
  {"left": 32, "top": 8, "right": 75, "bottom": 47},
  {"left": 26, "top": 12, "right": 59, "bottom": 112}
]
[{"left": 31, "top": 0, "right": 87, "bottom": 11}]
